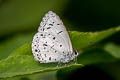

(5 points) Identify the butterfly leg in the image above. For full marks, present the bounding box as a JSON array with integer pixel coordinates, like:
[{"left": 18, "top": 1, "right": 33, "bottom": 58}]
[{"left": 74, "top": 56, "right": 77, "bottom": 64}]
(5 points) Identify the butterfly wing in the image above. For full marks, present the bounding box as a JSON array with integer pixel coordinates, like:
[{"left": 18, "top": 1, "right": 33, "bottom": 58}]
[
  {"left": 38, "top": 11, "right": 73, "bottom": 53},
  {"left": 32, "top": 11, "right": 74, "bottom": 63}
]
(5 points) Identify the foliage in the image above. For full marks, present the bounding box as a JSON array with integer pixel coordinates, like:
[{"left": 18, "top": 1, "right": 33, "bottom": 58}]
[{"left": 0, "top": 0, "right": 120, "bottom": 80}]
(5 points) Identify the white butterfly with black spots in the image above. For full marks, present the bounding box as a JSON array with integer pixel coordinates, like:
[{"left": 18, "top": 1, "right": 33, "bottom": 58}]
[{"left": 32, "top": 11, "right": 78, "bottom": 63}]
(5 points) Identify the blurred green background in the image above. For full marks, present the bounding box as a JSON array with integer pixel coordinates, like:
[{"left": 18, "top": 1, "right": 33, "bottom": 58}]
[{"left": 0, "top": 0, "right": 120, "bottom": 80}]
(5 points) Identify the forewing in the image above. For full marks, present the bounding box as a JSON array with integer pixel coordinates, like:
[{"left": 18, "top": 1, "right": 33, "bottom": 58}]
[{"left": 38, "top": 11, "right": 73, "bottom": 53}]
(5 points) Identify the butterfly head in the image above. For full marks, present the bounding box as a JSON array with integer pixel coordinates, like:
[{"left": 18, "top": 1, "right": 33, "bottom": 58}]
[{"left": 73, "top": 50, "right": 79, "bottom": 56}]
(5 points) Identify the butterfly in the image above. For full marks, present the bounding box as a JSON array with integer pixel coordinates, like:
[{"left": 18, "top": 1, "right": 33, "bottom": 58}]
[{"left": 32, "top": 11, "right": 78, "bottom": 63}]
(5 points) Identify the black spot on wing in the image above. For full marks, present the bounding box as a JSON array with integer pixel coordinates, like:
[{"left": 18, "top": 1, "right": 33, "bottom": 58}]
[
  {"left": 51, "top": 45, "right": 54, "bottom": 48},
  {"left": 49, "top": 24, "right": 53, "bottom": 26},
  {"left": 67, "top": 53, "right": 69, "bottom": 56},
  {"left": 49, "top": 57, "right": 51, "bottom": 60},
  {"left": 60, "top": 45, "right": 62, "bottom": 47},
  {"left": 35, "top": 49, "right": 38, "bottom": 52},
  {"left": 53, "top": 37, "right": 55, "bottom": 40},
  {"left": 57, "top": 31, "right": 63, "bottom": 34},
  {"left": 44, "top": 47, "right": 46, "bottom": 49},
  {"left": 38, "top": 57, "right": 40, "bottom": 60},
  {"left": 37, "top": 54, "right": 39, "bottom": 56},
  {"left": 47, "top": 27, "right": 51, "bottom": 29},
  {"left": 43, "top": 44, "right": 48, "bottom": 46},
  {"left": 41, "top": 34, "right": 43, "bottom": 36},
  {"left": 55, "top": 50, "right": 57, "bottom": 53},
  {"left": 43, "top": 28, "right": 44, "bottom": 31}
]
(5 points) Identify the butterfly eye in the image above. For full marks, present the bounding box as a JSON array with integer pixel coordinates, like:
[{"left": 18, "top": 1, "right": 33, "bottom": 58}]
[{"left": 74, "top": 50, "right": 78, "bottom": 56}]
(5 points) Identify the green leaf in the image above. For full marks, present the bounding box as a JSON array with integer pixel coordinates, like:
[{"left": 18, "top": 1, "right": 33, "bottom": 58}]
[
  {"left": 0, "top": 55, "right": 82, "bottom": 78},
  {"left": 104, "top": 43, "right": 120, "bottom": 58},
  {"left": 69, "top": 26, "right": 120, "bottom": 50},
  {"left": 77, "top": 42, "right": 120, "bottom": 65},
  {"left": 77, "top": 48, "right": 116, "bottom": 65},
  {"left": 0, "top": 33, "right": 34, "bottom": 60},
  {"left": 10, "top": 42, "right": 32, "bottom": 56},
  {"left": 1, "top": 71, "right": 57, "bottom": 80}
]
